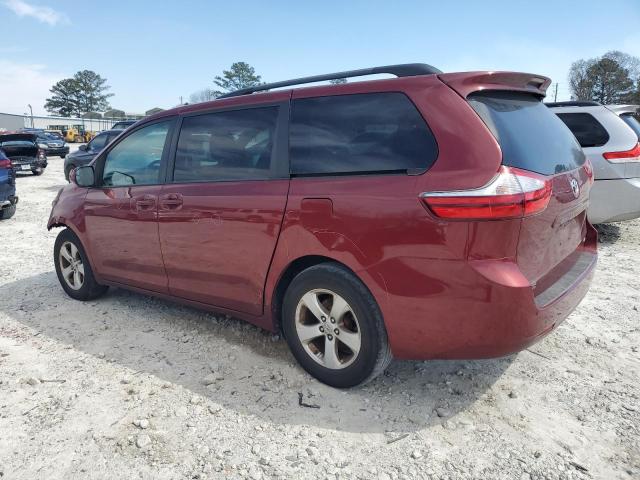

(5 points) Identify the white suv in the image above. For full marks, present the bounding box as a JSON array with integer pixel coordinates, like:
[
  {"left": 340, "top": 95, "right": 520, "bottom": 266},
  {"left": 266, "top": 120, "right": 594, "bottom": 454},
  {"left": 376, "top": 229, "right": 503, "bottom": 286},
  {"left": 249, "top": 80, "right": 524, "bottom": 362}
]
[{"left": 547, "top": 102, "right": 640, "bottom": 224}]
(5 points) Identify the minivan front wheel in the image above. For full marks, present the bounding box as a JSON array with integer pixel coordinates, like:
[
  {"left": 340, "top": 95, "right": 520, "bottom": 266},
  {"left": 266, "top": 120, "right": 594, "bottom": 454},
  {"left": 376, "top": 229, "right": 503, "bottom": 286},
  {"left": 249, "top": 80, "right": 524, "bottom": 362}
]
[
  {"left": 282, "top": 263, "right": 392, "bottom": 388},
  {"left": 54, "top": 228, "right": 108, "bottom": 301}
]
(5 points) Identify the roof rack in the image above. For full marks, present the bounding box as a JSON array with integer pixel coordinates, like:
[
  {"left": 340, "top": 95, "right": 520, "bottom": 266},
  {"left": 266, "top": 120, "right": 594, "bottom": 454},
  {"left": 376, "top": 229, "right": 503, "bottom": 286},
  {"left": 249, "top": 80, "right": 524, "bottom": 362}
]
[
  {"left": 218, "top": 63, "right": 442, "bottom": 99},
  {"left": 545, "top": 101, "right": 601, "bottom": 108}
]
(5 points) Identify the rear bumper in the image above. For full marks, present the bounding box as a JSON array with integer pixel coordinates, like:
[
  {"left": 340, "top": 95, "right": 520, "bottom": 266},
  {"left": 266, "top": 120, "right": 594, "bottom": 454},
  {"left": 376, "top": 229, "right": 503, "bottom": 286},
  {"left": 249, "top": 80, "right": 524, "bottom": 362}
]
[
  {"left": 588, "top": 177, "right": 640, "bottom": 223},
  {"left": 385, "top": 225, "right": 597, "bottom": 360},
  {"left": 12, "top": 158, "right": 47, "bottom": 173}
]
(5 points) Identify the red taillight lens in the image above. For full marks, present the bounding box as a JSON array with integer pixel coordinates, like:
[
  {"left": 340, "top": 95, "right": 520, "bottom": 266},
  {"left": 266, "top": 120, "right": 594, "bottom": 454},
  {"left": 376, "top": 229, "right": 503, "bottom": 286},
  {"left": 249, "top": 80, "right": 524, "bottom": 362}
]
[
  {"left": 603, "top": 143, "right": 640, "bottom": 163},
  {"left": 0, "top": 158, "right": 10, "bottom": 169},
  {"left": 38, "top": 149, "right": 46, "bottom": 159},
  {"left": 421, "top": 167, "right": 552, "bottom": 220}
]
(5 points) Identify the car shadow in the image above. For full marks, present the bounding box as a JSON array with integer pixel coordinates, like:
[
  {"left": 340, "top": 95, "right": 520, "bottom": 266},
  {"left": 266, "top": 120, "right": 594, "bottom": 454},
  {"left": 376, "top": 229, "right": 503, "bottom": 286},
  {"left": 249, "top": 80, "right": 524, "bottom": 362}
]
[
  {"left": 595, "top": 223, "right": 621, "bottom": 244},
  {"left": 1, "top": 271, "right": 512, "bottom": 434}
]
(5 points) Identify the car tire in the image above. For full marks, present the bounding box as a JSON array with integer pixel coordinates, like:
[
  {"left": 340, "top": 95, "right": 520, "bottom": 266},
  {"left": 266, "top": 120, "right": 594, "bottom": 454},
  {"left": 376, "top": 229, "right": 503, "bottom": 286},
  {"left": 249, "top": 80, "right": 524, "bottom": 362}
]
[
  {"left": 282, "top": 262, "right": 392, "bottom": 388},
  {"left": 65, "top": 164, "right": 75, "bottom": 182},
  {"left": 54, "top": 228, "right": 108, "bottom": 301},
  {"left": 32, "top": 167, "right": 43, "bottom": 176},
  {"left": 0, "top": 204, "right": 16, "bottom": 220},
  {"left": 61, "top": 155, "right": 66, "bottom": 159}
]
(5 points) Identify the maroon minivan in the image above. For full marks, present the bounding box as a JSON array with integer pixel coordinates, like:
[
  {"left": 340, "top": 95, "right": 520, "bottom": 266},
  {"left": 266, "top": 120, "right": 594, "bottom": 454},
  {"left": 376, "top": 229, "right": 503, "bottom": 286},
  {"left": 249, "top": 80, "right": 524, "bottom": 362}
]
[{"left": 49, "top": 64, "right": 597, "bottom": 387}]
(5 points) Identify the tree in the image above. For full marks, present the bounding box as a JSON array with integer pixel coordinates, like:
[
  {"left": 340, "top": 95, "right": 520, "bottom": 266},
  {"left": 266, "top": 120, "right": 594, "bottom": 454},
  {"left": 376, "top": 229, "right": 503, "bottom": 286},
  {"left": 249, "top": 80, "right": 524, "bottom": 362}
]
[
  {"left": 44, "top": 78, "right": 77, "bottom": 117},
  {"left": 189, "top": 88, "right": 217, "bottom": 104},
  {"left": 45, "top": 70, "right": 113, "bottom": 117},
  {"left": 213, "top": 62, "right": 262, "bottom": 95},
  {"left": 568, "top": 59, "right": 594, "bottom": 101},
  {"left": 73, "top": 70, "right": 113, "bottom": 113},
  {"left": 568, "top": 51, "right": 637, "bottom": 104}
]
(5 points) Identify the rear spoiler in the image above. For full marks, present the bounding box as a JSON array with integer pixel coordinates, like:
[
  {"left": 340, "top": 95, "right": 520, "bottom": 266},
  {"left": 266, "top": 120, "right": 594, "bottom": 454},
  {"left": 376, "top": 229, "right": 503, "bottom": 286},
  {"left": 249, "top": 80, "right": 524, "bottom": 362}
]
[
  {"left": 605, "top": 104, "right": 640, "bottom": 115},
  {"left": 438, "top": 71, "right": 551, "bottom": 99}
]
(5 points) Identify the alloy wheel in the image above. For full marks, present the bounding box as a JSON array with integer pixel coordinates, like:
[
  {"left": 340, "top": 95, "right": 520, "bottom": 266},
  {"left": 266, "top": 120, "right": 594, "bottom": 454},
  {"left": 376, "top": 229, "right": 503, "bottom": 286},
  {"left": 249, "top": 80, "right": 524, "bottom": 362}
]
[
  {"left": 294, "top": 289, "right": 361, "bottom": 369},
  {"left": 59, "top": 241, "right": 85, "bottom": 290}
]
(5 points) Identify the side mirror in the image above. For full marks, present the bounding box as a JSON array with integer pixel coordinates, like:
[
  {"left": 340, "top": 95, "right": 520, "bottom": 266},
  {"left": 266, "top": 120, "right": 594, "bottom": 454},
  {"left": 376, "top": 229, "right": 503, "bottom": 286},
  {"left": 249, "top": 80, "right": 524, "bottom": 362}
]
[
  {"left": 74, "top": 165, "right": 95, "bottom": 187},
  {"left": 78, "top": 144, "right": 88, "bottom": 151}
]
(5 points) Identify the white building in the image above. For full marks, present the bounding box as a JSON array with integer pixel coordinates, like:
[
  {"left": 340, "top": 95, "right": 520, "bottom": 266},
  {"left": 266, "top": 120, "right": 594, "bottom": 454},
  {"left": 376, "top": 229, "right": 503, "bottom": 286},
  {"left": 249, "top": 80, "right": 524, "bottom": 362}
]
[{"left": 0, "top": 112, "right": 142, "bottom": 133}]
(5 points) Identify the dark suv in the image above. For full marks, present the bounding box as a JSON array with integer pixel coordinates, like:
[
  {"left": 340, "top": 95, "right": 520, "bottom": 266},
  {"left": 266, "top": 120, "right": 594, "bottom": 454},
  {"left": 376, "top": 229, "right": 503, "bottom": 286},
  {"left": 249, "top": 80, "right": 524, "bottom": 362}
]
[
  {"left": 64, "top": 130, "right": 122, "bottom": 181},
  {"left": 48, "top": 64, "right": 596, "bottom": 387}
]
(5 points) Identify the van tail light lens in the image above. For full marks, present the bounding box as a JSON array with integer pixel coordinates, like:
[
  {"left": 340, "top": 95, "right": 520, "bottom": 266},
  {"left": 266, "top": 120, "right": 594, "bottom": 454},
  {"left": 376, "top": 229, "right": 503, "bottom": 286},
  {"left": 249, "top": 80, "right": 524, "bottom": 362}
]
[
  {"left": 421, "top": 167, "right": 552, "bottom": 220},
  {"left": 603, "top": 143, "right": 640, "bottom": 163}
]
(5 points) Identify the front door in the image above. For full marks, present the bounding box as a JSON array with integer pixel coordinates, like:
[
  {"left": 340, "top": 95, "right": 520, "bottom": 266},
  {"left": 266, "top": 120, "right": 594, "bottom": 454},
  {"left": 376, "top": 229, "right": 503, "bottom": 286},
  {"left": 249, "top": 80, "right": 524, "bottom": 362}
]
[
  {"left": 158, "top": 104, "right": 289, "bottom": 315},
  {"left": 84, "top": 120, "right": 173, "bottom": 292}
]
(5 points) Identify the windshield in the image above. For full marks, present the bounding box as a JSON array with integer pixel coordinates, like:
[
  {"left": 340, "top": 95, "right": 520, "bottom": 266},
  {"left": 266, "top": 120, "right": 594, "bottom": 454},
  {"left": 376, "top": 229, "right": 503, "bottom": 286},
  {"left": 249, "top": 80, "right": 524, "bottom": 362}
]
[
  {"left": 468, "top": 91, "right": 585, "bottom": 175},
  {"left": 620, "top": 114, "right": 640, "bottom": 140}
]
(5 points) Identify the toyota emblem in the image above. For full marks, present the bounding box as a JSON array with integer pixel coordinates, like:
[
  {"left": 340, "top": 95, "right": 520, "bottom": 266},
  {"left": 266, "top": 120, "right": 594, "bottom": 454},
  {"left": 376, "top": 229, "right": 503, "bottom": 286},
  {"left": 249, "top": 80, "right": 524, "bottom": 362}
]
[{"left": 570, "top": 178, "right": 580, "bottom": 198}]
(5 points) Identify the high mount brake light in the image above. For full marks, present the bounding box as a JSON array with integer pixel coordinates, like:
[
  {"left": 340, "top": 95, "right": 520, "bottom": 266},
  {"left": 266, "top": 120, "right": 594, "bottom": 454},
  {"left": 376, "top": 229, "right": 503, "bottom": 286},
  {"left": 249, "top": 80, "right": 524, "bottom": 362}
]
[
  {"left": 603, "top": 143, "right": 640, "bottom": 163},
  {"left": 421, "top": 167, "right": 552, "bottom": 220}
]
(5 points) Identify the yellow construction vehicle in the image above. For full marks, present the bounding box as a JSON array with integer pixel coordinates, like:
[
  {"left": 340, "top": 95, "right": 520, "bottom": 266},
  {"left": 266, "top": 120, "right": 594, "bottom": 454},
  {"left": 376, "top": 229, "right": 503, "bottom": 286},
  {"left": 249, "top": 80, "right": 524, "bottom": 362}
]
[{"left": 62, "top": 127, "right": 94, "bottom": 143}]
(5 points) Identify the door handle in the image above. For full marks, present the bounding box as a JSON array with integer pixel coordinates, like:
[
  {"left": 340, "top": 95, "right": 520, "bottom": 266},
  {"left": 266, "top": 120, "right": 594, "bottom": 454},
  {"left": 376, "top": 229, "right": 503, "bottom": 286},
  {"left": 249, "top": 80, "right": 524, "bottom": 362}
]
[
  {"left": 132, "top": 195, "right": 156, "bottom": 211},
  {"left": 159, "top": 193, "right": 183, "bottom": 210}
]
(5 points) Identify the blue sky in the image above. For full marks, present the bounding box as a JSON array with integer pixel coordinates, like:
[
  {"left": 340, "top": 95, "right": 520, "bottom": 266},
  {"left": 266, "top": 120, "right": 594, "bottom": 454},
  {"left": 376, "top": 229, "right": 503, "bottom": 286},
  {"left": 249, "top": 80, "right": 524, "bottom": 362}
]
[{"left": 1, "top": 0, "right": 639, "bottom": 115}]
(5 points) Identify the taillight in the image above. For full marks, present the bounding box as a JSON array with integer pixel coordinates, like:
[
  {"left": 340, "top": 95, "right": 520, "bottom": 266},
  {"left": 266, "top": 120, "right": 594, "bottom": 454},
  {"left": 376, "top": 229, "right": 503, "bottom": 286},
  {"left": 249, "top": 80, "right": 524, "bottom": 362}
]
[
  {"left": 0, "top": 158, "right": 10, "bottom": 169},
  {"left": 421, "top": 166, "right": 552, "bottom": 220},
  {"left": 38, "top": 149, "right": 46, "bottom": 159},
  {"left": 603, "top": 143, "right": 640, "bottom": 163}
]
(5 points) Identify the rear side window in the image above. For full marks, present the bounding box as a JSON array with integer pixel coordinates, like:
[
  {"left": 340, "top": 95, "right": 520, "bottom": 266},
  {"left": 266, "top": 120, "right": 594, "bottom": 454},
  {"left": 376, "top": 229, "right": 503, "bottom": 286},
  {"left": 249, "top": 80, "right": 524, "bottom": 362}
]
[
  {"left": 620, "top": 114, "right": 640, "bottom": 140},
  {"left": 290, "top": 93, "right": 438, "bottom": 175},
  {"left": 555, "top": 112, "right": 610, "bottom": 147},
  {"left": 173, "top": 107, "right": 278, "bottom": 182},
  {"left": 468, "top": 92, "right": 585, "bottom": 175}
]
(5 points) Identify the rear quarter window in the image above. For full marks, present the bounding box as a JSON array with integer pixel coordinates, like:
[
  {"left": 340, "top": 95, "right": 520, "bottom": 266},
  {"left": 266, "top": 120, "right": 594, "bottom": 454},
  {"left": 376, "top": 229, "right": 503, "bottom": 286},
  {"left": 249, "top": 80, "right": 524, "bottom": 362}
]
[
  {"left": 620, "top": 113, "right": 640, "bottom": 140},
  {"left": 555, "top": 112, "right": 610, "bottom": 148},
  {"left": 290, "top": 92, "right": 438, "bottom": 175},
  {"left": 468, "top": 91, "right": 585, "bottom": 175}
]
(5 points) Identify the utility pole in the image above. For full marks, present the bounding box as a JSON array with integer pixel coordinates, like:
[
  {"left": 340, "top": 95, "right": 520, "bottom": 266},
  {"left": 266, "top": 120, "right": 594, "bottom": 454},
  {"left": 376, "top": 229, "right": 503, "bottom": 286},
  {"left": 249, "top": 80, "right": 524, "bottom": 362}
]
[
  {"left": 27, "top": 104, "right": 34, "bottom": 128},
  {"left": 554, "top": 83, "right": 559, "bottom": 102}
]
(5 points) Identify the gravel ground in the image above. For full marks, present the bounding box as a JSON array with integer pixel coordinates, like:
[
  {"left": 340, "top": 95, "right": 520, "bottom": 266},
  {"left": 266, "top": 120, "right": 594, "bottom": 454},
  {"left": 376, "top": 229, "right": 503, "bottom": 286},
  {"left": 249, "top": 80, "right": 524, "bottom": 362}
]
[{"left": 0, "top": 149, "right": 638, "bottom": 479}]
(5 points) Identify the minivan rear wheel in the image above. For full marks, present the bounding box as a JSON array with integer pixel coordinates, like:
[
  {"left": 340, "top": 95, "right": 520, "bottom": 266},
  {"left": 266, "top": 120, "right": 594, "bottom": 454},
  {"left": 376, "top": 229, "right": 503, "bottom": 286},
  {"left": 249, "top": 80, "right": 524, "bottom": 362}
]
[
  {"left": 54, "top": 228, "right": 108, "bottom": 301},
  {"left": 282, "top": 263, "right": 392, "bottom": 388}
]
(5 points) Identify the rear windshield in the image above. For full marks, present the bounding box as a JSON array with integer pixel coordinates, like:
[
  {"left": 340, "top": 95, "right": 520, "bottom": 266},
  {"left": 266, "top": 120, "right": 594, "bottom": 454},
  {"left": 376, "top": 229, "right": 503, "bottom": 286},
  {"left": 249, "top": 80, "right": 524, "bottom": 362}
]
[
  {"left": 620, "top": 113, "right": 640, "bottom": 140},
  {"left": 468, "top": 91, "right": 585, "bottom": 175},
  {"left": 0, "top": 140, "right": 36, "bottom": 147}
]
